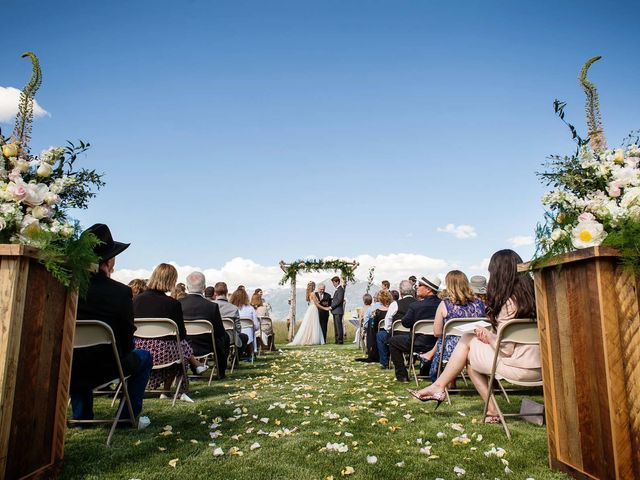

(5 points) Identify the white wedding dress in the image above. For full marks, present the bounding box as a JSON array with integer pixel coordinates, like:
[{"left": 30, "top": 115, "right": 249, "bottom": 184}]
[{"left": 289, "top": 300, "right": 325, "bottom": 346}]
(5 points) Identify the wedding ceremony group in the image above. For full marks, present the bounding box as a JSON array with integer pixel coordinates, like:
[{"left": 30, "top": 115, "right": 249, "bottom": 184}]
[{"left": 1, "top": 1, "right": 639, "bottom": 479}]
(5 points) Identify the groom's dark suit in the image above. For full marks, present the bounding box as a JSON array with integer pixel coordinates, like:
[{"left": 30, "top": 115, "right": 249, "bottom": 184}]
[
  {"left": 315, "top": 291, "right": 332, "bottom": 342},
  {"left": 330, "top": 284, "right": 345, "bottom": 344}
]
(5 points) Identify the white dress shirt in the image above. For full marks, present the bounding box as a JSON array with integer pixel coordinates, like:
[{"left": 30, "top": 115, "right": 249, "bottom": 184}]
[{"left": 383, "top": 301, "right": 399, "bottom": 331}]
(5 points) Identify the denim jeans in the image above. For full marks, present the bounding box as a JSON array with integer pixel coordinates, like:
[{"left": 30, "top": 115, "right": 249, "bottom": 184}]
[
  {"left": 71, "top": 348, "right": 153, "bottom": 420},
  {"left": 376, "top": 330, "right": 390, "bottom": 367}
]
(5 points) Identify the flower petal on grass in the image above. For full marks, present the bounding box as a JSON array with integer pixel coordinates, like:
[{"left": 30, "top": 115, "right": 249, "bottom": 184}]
[
  {"left": 341, "top": 466, "right": 355, "bottom": 476},
  {"left": 454, "top": 466, "right": 466, "bottom": 476},
  {"left": 366, "top": 455, "right": 378, "bottom": 464},
  {"left": 168, "top": 458, "right": 179, "bottom": 468},
  {"left": 250, "top": 442, "right": 261, "bottom": 450}
]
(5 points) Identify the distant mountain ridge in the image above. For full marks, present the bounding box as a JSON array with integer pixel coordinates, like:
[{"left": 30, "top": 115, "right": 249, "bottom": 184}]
[{"left": 263, "top": 279, "right": 375, "bottom": 320}]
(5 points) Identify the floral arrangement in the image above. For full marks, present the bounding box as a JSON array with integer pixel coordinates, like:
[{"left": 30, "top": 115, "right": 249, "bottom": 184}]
[
  {"left": 0, "top": 52, "right": 104, "bottom": 292},
  {"left": 279, "top": 259, "right": 359, "bottom": 285},
  {"left": 535, "top": 56, "right": 640, "bottom": 270}
]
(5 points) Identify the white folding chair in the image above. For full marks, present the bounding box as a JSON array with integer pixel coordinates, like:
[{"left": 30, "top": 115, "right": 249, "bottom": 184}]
[
  {"left": 240, "top": 317, "right": 257, "bottom": 363},
  {"left": 483, "top": 319, "right": 543, "bottom": 439},
  {"left": 409, "top": 320, "right": 435, "bottom": 386},
  {"left": 184, "top": 320, "right": 219, "bottom": 385},
  {"left": 260, "top": 316, "right": 274, "bottom": 352},
  {"left": 69, "top": 320, "right": 136, "bottom": 446},
  {"left": 391, "top": 319, "right": 410, "bottom": 336},
  {"left": 222, "top": 317, "right": 239, "bottom": 372},
  {"left": 134, "top": 318, "right": 188, "bottom": 407}
]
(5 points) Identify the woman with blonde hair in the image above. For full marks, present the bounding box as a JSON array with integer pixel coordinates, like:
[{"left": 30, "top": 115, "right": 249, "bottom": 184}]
[
  {"left": 419, "top": 270, "right": 486, "bottom": 381},
  {"left": 289, "top": 281, "right": 329, "bottom": 345},
  {"left": 230, "top": 288, "right": 261, "bottom": 358},
  {"left": 133, "top": 263, "right": 203, "bottom": 402},
  {"left": 128, "top": 278, "right": 147, "bottom": 298}
]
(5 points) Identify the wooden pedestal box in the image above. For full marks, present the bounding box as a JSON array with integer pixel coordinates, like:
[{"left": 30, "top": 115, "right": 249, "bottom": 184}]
[
  {"left": 524, "top": 247, "right": 640, "bottom": 479},
  {"left": 0, "top": 245, "right": 78, "bottom": 479}
]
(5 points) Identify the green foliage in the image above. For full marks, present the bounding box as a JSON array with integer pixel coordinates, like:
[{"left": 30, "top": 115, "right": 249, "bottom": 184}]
[
  {"left": 365, "top": 266, "right": 375, "bottom": 295},
  {"left": 280, "top": 259, "right": 358, "bottom": 285},
  {"left": 33, "top": 227, "right": 100, "bottom": 297},
  {"left": 12, "top": 51, "right": 42, "bottom": 149},
  {"left": 602, "top": 218, "right": 640, "bottom": 273}
]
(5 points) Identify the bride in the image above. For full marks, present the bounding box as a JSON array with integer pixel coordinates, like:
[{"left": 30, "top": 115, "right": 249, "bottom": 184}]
[{"left": 289, "top": 281, "right": 329, "bottom": 346}]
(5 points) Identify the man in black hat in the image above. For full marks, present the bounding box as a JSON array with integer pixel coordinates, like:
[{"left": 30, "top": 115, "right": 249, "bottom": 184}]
[
  {"left": 388, "top": 274, "right": 442, "bottom": 382},
  {"left": 70, "top": 224, "right": 153, "bottom": 428}
]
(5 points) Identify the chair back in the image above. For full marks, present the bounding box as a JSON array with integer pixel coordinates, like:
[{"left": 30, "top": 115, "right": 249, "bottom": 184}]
[
  {"left": 497, "top": 318, "right": 539, "bottom": 344},
  {"left": 222, "top": 318, "right": 236, "bottom": 332},
  {"left": 412, "top": 319, "right": 435, "bottom": 336},
  {"left": 184, "top": 319, "right": 213, "bottom": 336},
  {"left": 74, "top": 320, "right": 116, "bottom": 349},
  {"left": 240, "top": 318, "right": 255, "bottom": 330},
  {"left": 260, "top": 316, "right": 273, "bottom": 332},
  {"left": 134, "top": 318, "right": 179, "bottom": 338},
  {"left": 391, "top": 319, "right": 410, "bottom": 336},
  {"left": 377, "top": 318, "right": 386, "bottom": 330},
  {"left": 443, "top": 317, "right": 490, "bottom": 337}
]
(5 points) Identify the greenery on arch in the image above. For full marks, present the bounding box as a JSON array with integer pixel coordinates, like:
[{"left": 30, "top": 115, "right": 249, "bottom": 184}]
[{"left": 279, "top": 259, "right": 358, "bottom": 285}]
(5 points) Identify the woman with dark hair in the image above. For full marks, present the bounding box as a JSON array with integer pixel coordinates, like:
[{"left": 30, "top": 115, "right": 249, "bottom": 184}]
[
  {"left": 359, "top": 290, "right": 392, "bottom": 363},
  {"left": 409, "top": 250, "right": 540, "bottom": 422}
]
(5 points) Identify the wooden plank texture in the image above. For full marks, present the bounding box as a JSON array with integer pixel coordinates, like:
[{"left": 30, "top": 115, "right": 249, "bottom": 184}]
[
  {"left": 0, "top": 251, "right": 77, "bottom": 479},
  {"left": 530, "top": 251, "right": 640, "bottom": 480}
]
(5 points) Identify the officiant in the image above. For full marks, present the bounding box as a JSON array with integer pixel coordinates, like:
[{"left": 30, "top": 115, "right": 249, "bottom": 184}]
[{"left": 316, "top": 283, "right": 331, "bottom": 342}]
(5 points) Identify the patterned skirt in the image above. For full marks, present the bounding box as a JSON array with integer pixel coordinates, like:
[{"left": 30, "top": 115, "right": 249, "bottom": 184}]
[{"left": 134, "top": 338, "right": 193, "bottom": 394}]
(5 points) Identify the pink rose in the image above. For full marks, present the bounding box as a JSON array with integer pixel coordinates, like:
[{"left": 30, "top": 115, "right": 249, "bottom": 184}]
[
  {"left": 578, "top": 212, "right": 595, "bottom": 222},
  {"left": 608, "top": 181, "right": 622, "bottom": 198},
  {"left": 7, "top": 183, "right": 27, "bottom": 201}
]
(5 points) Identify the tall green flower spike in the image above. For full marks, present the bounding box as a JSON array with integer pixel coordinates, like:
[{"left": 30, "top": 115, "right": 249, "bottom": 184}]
[
  {"left": 579, "top": 55, "right": 606, "bottom": 150},
  {"left": 12, "top": 51, "right": 43, "bottom": 149}
]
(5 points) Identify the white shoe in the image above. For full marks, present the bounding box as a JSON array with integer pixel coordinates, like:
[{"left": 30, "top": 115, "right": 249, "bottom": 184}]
[
  {"left": 195, "top": 364, "right": 209, "bottom": 374},
  {"left": 180, "top": 393, "right": 195, "bottom": 403},
  {"left": 159, "top": 393, "right": 169, "bottom": 400},
  {"left": 138, "top": 416, "right": 151, "bottom": 429}
]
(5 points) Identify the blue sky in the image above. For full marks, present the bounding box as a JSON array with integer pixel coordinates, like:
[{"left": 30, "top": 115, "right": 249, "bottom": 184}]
[{"left": 2, "top": 0, "right": 639, "bottom": 288}]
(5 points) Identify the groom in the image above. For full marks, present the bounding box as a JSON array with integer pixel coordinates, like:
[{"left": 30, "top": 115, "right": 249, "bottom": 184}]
[
  {"left": 316, "top": 283, "right": 331, "bottom": 342},
  {"left": 330, "top": 276, "right": 345, "bottom": 344}
]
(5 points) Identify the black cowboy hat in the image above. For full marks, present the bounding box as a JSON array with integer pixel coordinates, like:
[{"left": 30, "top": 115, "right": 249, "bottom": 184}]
[{"left": 84, "top": 223, "right": 130, "bottom": 262}]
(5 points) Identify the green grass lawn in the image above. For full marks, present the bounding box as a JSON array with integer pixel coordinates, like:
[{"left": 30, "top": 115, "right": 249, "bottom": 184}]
[{"left": 62, "top": 342, "right": 569, "bottom": 480}]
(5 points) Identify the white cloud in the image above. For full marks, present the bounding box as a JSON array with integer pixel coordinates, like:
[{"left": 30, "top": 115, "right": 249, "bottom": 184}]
[
  {"left": 508, "top": 235, "right": 535, "bottom": 247},
  {"left": 112, "top": 253, "right": 453, "bottom": 292},
  {"left": 0, "top": 86, "right": 49, "bottom": 123},
  {"left": 469, "top": 257, "right": 490, "bottom": 273},
  {"left": 436, "top": 223, "right": 477, "bottom": 239}
]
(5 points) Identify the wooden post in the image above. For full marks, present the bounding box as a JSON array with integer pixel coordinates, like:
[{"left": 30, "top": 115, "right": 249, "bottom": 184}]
[
  {"left": 288, "top": 275, "right": 296, "bottom": 342},
  {"left": 0, "top": 245, "right": 78, "bottom": 479},
  {"left": 521, "top": 246, "right": 640, "bottom": 480}
]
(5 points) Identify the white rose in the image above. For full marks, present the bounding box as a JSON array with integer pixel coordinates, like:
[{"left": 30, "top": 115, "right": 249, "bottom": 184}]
[
  {"left": 620, "top": 186, "right": 640, "bottom": 209},
  {"left": 23, "top": 183, "right": 49, "bottom": 206},
  {"left": 607, "top": 181, "right": 622, "bottom": 198},
  {"left": 13, "top": 158, "right": 30, "bottom": 173},
  {"left": 551, "top": 228, "right": 564, "bottom": 241},
  {"left": 60, "top": 224, "right": 75, "bottom": 238},
  {"left": 578, "top": 212, "right": 595, "bottom": 222},
  {"left": 31, "top": 205, "right": 52, "bottom": 220},
  {"left": 612, "top": 166, "right": 640, "bottom": 187},
  {"left": 614, "top": 148, "right": 625, "bottom": 164},
  {"left": 36, "top": 162, "right": 53, "bottom": 178},
  {"left": 571, "top": 220, "right": 607, "bottom": 249},
  {"left": 44, "top": 192, "right": 60, "bottom": 205},
  {"left": 0, "top": 217, "right": 6, "bottom": 231}
]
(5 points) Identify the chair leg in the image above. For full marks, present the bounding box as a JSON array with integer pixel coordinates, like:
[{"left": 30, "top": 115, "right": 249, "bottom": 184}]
[
  {"left": 497, "top": 379, "right": 511, "bottom": 404},
  {"left": 107, "top": 400, "right": 127, "bottom": 447},
  {"left": 172, "top": 377, "right": 183, "bottom": 407},
  {"left": 111, "top": 382, "right": 123, "bottom": 408}
]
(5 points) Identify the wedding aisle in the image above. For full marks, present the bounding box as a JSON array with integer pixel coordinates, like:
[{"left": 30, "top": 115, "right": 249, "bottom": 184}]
[{"left": 62, "top": 346, "right": 567, "bottom": 479}]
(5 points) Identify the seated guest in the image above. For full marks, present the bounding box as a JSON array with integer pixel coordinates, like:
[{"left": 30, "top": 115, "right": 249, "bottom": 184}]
[
  {"left": 388, "top": 275, "right": 442, "bottom": 382},
  {"left": 71, "top": 224, "right": 152, "bottom": 427},
  {"left": 363, "top": 292, "right": 381, "bottom": 329},
  {"left": 213, "top": 282, "right": 248, "bottom": 355},
  {"left": 355, "top": 294, "right": 373, "bottom": 346},
  {"left": 180, "top": 271, "right": 230, "bottom": 379},
  {"left": 251, "top": 288, "right": 274, "bottom": 350},
  {"left": 133, "top": 263, "right": 197, "bottom": 403},
  {"left": 410, "top": 250, "right": 540, "bottom": 423},
  {"left": 376, "top": 280, "right": 416, "bottom": 369},
  {"left": 251, "top": 288, "right": 263, "bottom": 309},
  {"left": 421, "top": 270, "right": 486, "bottom": 381},
  {"left": 128, "top": 278, "right": 147, "bottom": 298},
  {"left": 381, "top": 280, "right": 391, "bottom": 291},
  {"left": 470, "top": 275, "right": 488, "bottom": 305},
  {"left": 390, "top": 290, "right": 400, "bottom": 302},
  {"left": 359, "top": 290, "right": 392, "bottom": 363},
  {"left": 171, "top": 282, "right": 187, "bottom": 300},
  {"left": 204, "top": 286, "right": 215, "bottom": 300},
  {"left": 230, "top": 288, "right": 260, "bottom": 358}
]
